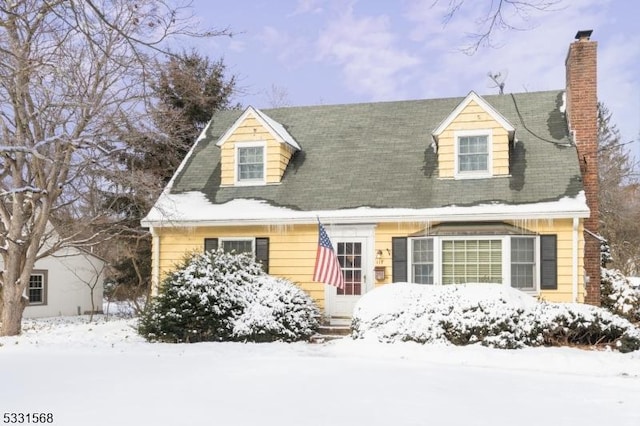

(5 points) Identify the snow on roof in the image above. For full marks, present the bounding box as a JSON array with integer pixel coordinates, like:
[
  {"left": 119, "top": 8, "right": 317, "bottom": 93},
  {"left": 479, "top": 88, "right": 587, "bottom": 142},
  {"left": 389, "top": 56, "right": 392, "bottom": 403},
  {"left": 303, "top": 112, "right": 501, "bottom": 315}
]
[{"left": 141, "top": 190, "right": 590, "bottom": 227}]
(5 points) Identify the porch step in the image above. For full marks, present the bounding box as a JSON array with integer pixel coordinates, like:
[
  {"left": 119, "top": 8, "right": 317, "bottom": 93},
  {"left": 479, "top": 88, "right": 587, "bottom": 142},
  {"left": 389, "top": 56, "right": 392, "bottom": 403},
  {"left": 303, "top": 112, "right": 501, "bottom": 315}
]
[
  {"left": 310, "top": 325, "right": 351, "bottom": 343},
  {"left": 318, "top": 325, "right": 351, "bottom": 336}
]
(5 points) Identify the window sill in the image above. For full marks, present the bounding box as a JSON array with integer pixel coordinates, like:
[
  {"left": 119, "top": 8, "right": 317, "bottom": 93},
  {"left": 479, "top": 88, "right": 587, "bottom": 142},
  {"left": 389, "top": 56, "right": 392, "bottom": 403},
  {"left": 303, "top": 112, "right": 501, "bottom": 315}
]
[
  {"left": 454, "top": 172, "right": 493, "bottom": 180},
  {"left": 233, "top": 180, "right": 267, "bottom": 187}
]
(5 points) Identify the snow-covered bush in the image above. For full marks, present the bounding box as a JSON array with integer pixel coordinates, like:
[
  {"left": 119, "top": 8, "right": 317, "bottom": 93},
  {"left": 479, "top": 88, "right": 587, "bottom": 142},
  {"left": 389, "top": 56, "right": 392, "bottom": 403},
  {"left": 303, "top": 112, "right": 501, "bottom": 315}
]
[
  {"left": 600, "top": 268, "right": 640, "bottom": 323},
  {"left": 352, "top": 283, "right": 640, "bottom": 352},
  {"left": 138, "top": 250, "right": 319, "bottom": 343},
  {"left": 233, "top": 276, "right": 320, "bottom": 342}
]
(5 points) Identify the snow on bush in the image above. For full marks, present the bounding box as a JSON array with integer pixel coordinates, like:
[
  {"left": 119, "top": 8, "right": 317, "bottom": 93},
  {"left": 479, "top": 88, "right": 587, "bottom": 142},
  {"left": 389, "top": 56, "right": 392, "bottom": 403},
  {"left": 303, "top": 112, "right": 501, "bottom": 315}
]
[
  {"left": 233, "top": 276, "right": 320, "bottom": 342},
  {"left": 138, "top": 250, "right": 319, "bottom": 343},
  {"left": 352, "top": 283, "right": 640, "bottom": 352},
  {"left": 600, "top": 268, "right": 640, "bottom": 322}
]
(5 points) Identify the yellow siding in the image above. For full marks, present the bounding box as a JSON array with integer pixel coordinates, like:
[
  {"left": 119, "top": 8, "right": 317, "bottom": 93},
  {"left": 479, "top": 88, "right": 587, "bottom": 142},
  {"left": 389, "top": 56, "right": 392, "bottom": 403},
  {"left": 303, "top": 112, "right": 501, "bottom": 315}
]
[
  {"left": 152, "top": 218, "right": 585, "bottom": 313},
  {"left": 218, "top": 113, "right": 294, "bottom": 185},
  {"left": 371, "top": 219, "right": 584, "bottom": 302},
  {"left": 155, "top": 225, "right": 327, "bottom": 309},
  {"left": 438, "top": 100, "right": 510, "bottom": 179}
]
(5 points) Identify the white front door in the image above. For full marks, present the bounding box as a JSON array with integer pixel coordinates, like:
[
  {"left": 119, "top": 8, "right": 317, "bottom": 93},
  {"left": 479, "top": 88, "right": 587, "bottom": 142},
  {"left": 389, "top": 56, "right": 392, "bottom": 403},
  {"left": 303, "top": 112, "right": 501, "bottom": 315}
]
[{"left": 324, "top": 226, "right": 374, "bottom": 324}]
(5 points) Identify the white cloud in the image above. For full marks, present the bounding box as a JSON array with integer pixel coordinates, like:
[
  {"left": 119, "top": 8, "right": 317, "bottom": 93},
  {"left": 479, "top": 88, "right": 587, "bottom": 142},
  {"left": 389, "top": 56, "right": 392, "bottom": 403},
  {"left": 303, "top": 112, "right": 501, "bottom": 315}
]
[
  {"left": 315, "top": 5, "right": 421, "bottom": 100},
  {"left": 257, "top": 26, "right": 311, "bottom": 68},
  {"left": 289, "top": 0, "right": 325, "bottom": 16},
  {"left": 228, "top": 39, "right": 246, "bottom": 52}
]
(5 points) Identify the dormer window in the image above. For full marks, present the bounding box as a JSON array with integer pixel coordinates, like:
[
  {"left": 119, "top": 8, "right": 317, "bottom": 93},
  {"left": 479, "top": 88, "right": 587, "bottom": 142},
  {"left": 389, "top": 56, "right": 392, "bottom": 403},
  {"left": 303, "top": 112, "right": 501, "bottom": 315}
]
[
  {"left": 455, "top": 130, "right": 492, "bottom": 179},
  {"left": 216, "top": 106, "right": 300, "bottom": 187},
  {"left": 432, "top": 92, "right": 513, "bottom": 180},
  {"left": 236, "top": 142, "right": 266, "bottom": 185}
]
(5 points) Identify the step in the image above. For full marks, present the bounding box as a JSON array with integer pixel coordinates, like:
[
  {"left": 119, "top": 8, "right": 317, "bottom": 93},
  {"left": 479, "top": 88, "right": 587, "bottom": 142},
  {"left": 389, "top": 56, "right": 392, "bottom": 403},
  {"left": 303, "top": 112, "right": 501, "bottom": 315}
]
[{"left": 317, "top": 325, "right": 351, "bottom": 336}]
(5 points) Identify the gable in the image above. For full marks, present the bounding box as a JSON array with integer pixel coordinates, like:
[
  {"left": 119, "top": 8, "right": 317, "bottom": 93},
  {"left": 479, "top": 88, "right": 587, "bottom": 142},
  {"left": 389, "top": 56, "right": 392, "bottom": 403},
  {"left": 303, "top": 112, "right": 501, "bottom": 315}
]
[
  {"left": 215, "top": 106, "right": 299, "bottom": 186},
  {"left": 433, "top": 92, "right": 515, "bottom": 179}
]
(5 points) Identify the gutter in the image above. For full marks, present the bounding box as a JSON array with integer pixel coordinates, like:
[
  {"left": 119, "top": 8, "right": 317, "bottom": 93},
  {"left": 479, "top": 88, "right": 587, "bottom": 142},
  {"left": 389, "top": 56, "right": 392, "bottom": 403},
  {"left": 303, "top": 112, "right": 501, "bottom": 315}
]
[
  {"left": 142, "top": 209, "right": 591, "bottom": 229},
  {"left": 572, "top": 217, "right": 579, "bottom": 302},
  {"left": 150, "top": 226, "right": 160, "bottom": 296}
]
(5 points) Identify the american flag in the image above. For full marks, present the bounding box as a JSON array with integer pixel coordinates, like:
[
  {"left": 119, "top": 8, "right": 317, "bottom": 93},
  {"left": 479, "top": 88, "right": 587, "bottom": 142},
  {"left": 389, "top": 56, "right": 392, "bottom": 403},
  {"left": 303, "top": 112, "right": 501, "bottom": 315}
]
[{"left": 313, "top": 222, "right": 345, "bottom": 289}]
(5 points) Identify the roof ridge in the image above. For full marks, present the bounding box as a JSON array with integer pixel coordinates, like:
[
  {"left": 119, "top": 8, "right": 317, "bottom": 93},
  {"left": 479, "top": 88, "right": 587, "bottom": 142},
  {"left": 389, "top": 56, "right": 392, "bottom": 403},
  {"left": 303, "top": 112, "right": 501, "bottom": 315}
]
[{"left": 258, "top": 89, "right": 564, "bottom": 112}]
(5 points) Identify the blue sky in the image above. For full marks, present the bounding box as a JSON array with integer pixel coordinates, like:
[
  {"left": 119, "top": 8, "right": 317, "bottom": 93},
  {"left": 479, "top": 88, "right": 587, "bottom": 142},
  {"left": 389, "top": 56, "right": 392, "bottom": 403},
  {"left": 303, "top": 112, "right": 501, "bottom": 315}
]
[{"left": 185, "top": 0, "right": 640, "bottom": 163}]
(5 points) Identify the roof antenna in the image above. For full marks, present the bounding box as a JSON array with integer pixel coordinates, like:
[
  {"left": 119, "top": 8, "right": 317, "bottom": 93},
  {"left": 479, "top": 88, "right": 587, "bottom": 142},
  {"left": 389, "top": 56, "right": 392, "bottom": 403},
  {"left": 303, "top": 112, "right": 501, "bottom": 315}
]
[{"left": 487, "top": 70, "right": 507, "bottom": 95}]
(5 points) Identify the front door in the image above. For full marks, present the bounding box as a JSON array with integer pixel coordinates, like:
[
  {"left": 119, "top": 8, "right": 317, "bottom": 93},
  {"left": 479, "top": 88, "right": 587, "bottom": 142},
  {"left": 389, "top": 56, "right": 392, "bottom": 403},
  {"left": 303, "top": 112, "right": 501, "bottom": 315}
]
[{"left": 324, "top": 226, "right": 374, "bottom": 324}]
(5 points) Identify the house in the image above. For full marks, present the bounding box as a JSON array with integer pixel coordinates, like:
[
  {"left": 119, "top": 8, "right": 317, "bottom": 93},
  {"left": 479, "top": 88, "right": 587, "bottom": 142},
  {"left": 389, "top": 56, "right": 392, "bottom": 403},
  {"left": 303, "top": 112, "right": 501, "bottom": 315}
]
[
  {"left": 142, "top": 31, "right": 600, "bottom": 323},
  {"left": 1, "top": 246, "right": 106, "bottom": 319}
]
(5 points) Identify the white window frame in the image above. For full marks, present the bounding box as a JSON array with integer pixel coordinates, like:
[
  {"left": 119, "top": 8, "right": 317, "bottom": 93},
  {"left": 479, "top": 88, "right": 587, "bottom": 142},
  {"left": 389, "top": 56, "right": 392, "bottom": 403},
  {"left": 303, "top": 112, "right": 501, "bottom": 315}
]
[
  {"left": 509, "top": 236, "right": 538, "bottom": 291},
  {"left": 28, "top": 270, "right": 47, "bottom": 306},
  {"left": 454, "top": 130, "right": 492, "bottom": 179},
  {"left": 410, "top": 238, "right": 434, "bottom": 284},
  {"left": 408, "top": 235, "right": 539, "bottom": 294},
  {"left": 219, "top": 237, "right": 255, "bottom": 255},
  {"left": 234, "top": 141, "right": 267, "bottom": 186}
]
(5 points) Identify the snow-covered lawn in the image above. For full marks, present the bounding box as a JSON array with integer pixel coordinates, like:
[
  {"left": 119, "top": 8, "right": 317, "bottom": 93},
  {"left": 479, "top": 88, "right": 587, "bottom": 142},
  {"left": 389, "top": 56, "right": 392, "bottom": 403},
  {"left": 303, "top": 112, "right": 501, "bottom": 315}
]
[{"left": 1, "top": 315, "right": 640, "bottom": 426}]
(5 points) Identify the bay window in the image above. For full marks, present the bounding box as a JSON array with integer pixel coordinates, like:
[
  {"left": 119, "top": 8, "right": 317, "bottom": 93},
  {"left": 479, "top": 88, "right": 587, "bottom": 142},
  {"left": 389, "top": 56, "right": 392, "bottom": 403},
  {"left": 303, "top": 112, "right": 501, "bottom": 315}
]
[{"left": 408, "top": 235, "right": 538, "bottom": 291}]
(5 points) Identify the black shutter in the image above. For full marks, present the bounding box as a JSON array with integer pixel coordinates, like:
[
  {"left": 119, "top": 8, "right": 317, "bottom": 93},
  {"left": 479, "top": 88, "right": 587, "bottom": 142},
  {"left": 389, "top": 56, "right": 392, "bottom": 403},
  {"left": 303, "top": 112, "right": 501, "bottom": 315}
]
[
  {"left": 392, "top": 237, "right": 408, "bottom": 283},
  {"left": 540, "top": 235, "right": 557, "bottom": 290},
  {"left": 204, "top": 238, "right": 218, "bottom": 252},
  {"left": 255, "top": 238, "right": 269, "bottom": 273}
]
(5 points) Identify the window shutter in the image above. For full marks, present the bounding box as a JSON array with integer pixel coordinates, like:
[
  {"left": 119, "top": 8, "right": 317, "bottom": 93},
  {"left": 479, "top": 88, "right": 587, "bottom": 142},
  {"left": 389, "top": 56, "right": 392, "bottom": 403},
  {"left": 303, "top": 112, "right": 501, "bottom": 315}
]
[
  {"left": 540, "top": 235, "right": 557, "bottom": 290},
  {"left": 392, "top": 237, "right": 408, "bottom": 283},
  {"left": 204, "top": 238, "right": 218, "bottom": 252},
  {"left": 255, "top": 238, "right": 269, "bottom": 273}
]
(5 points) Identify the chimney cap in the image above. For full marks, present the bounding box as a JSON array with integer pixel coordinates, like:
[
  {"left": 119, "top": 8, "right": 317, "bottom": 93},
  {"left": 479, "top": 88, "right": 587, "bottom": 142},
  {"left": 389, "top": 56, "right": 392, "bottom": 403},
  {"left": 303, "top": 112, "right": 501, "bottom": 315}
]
[{"left": 575, "top": 29, "right": 593, "bottom": 40}]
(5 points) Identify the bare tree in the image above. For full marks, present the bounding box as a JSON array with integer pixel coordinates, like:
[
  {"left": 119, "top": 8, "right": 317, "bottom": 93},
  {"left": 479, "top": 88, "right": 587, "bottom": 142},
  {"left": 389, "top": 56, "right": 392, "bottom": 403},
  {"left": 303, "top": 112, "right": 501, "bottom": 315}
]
[
  {"left": 436, "top": 0, "right": 564, "bottom": 54},
  {"left": 0, "top": 0, "right": 229, "bottom": 336},
  {"left": 60, "top": 252, "right": 108, "bottom": 323},
  {"left": 597, "top": 103, "right": 640, "bottom": 275},
  {"left": 264, "top": 84, "right": 292, "bottom": 108}
]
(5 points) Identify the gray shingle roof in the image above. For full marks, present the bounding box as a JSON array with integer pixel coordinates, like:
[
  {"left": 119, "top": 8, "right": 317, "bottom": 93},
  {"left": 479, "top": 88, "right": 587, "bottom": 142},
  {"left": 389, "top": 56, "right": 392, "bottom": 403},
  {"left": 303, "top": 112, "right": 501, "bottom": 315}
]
[{"left": 171, "top": 90, "right": 582, "bottom": 211}]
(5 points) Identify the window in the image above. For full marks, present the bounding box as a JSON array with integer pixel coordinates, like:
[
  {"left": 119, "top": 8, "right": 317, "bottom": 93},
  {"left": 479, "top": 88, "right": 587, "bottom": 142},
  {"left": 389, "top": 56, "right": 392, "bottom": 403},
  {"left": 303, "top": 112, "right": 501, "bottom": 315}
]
[
  {"left": 204, "top": 238, "right": 270, "bottom": 273},
  {"left": 455, "top": 132, "right": 491, "bottom": 178},
  {"left": 220, "top": 239, "right": 254, "bottom": 254},
  {"left": 28, "top": 271, "right": 47, "bottom": 305},
  {"left": 442, "top": 239, "right": 502, "bottom": 284},
  {"left": 336, "top": 242, "right": 363, "bottom": 296},
  {"left": 411, "top": 238, "right": 434, "bottom": 284},
  {"left": 406, "top": 235, "right": 543, "bottom": 292},
  {"left": 511, "top": 237, "right": 535, "bottom": 290},
  {"left": 236, "top": 144, "right": 265, "bottom": 183}
]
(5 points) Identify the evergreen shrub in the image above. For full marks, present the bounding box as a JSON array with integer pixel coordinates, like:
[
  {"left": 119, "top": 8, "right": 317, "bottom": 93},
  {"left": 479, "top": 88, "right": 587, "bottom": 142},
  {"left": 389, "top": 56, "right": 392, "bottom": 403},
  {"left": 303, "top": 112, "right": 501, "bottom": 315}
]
[{"left": 138, "top": 250, "right": 319, "bottom": 343}]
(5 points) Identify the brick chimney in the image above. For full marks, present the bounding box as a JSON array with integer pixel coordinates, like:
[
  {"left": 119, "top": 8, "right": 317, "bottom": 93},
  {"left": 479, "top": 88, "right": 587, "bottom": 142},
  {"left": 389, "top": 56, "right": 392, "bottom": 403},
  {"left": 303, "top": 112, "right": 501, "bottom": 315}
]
[{"left": 565, "top": 30, "right": 600, "bottom": 305}]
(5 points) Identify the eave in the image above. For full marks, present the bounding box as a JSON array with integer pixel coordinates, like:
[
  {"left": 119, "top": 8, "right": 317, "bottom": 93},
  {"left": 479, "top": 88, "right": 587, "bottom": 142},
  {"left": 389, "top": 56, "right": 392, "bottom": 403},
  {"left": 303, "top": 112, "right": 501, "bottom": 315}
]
[{"left": 141, "top": 192, "right": 590, "bottom": 228}]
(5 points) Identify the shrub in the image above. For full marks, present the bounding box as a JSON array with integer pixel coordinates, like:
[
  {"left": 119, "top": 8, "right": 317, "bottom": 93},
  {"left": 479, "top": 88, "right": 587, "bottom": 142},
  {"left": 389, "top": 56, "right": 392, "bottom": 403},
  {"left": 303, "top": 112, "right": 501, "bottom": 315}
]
[
  {"left": 526, "top": 303, "right": 640, "bottom": 352},
  {"left": 352, "top": 283, "right": 640, "bottom": 352},
  {"left": 138, "top": 250, "right": 319, "bottom": 343},
  {"left": 600, "top": 268, "right": 640, "bottom": 323},
  {"left": 233, "top": 276, "right": 320, "bottom": 342}
]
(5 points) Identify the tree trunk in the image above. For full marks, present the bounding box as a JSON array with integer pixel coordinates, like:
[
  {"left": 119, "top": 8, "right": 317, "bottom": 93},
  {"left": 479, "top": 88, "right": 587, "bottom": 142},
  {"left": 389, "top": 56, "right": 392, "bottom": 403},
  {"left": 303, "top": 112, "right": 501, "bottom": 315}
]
[{"left": 1, "top": 283, "right": 27, "bottom": 336}]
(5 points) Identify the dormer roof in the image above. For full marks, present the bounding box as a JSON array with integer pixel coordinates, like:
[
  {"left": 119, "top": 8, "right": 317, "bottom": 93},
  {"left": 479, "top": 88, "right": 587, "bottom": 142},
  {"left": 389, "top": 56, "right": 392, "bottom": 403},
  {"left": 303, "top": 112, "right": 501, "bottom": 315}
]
[
  {"left": 215, "top": 106, "right": 301, "bottom": 150},
  {"left": 432, "top": 91, "right": 515, "bottom": 141}
]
